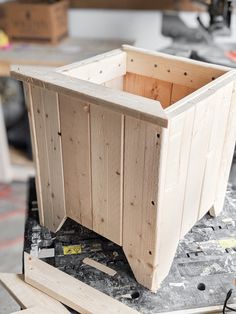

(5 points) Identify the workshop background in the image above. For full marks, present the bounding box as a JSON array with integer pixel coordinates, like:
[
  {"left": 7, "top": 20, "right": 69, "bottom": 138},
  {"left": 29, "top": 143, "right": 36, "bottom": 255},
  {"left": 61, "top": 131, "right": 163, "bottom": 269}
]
[{"left": 1, "top": 1, "right": 236, "bottom": 313}]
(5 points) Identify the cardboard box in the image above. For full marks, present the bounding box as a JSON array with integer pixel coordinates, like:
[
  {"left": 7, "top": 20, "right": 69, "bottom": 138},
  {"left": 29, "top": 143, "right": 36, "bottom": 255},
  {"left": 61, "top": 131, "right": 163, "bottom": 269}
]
[{"left": 0, "top": 0, "right": 68, "bottom": 44}]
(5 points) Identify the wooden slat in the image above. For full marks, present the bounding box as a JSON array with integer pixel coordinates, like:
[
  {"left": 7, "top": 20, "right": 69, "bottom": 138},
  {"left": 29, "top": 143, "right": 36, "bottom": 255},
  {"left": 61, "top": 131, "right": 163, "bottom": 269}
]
[
  {"left": 61, "top": 50, "right": 126, "bottom": 84},
  {"left": 0, "top": 273, "right": 69, "bottom": 313},
  {"left": 91, "top": 105, "right": 124, "bottom": 245},
  {"left": 83, "top": 257, "right": 117, "bottom": 276},
  {"left": 24, "top": 253, "right": 139, "bottom": 314},
  {"left": 124, "top": 72, "right": 172, "bottom": 108},
  {"left": 31, "top": 85, "right": 54, "bottom": 230},
  {"left": 198, "top": 83, "right": 234, "bottom": 219},
  {"left": 123, "top": 117, "right": 161, "bottom": 290},
  {"left": 42, "top": 89, "right": 66, "bottom": 232},
  {"left": 59, "top": 94, "right": 92, "bottom": 229},
  {"left": 23, "top": 83, "right": 43, "bottom": 225},
  {"left": 170, "top": 83, "right": 195, "bottom": 105},
  {"left": 213, "top": 83, "right": 236, "bottom": 215},
  {"left": 155, "top": 107, "right": 195, "bottom": 285},
  {"left": 11, "top": 66, "right": 168, "bottom": 128},
  {"left": 180, "top": 96, "right": 216, "bottom": 237},
  {"left": 123, "top": 45, "right": 228, "bottom": 90}
]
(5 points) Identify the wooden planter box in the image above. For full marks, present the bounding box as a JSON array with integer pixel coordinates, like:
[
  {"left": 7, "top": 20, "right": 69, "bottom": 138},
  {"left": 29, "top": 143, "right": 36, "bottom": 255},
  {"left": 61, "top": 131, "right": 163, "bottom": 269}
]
[
  {"left": 11, "top": 46, "right": 236, "bottom": 292},
  {"left": 0, "top": 0, "right": 68, "bottom": 44}
]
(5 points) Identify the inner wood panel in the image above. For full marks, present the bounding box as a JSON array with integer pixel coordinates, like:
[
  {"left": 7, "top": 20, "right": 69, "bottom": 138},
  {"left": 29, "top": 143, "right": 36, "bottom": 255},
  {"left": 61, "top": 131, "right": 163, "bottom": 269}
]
[
  {"left": 90, "top": 105, "right": 124, "bottom": 245},
  {"left": 59, "top": 94, "right": 92, "bottom": 229},
  {"left": 123, "top": 72, "right": 196, "bottom": 109}
]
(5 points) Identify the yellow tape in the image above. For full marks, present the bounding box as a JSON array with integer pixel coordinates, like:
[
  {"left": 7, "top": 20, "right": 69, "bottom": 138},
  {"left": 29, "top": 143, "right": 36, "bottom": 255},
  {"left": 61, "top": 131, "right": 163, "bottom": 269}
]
[
  {"left": 218, "top": 239, "right": 236, "bottom": 249},
  {"left": 63, "top": 245, "right": 82, "bottom": 255}
]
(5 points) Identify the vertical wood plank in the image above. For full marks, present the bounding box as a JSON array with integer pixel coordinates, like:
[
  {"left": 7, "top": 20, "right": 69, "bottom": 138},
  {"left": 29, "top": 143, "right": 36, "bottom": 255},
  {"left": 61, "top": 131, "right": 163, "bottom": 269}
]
[
  {"left": 155, "top": 107, "right": 195, "bottom": 285},
  {"left": 31, "top": 85, "right": 53, "bottom": 230},
  {"left": 23, "top": 83, "right": 44, "bottom": 225},
  {"left": 180, "top": 96, "right": 216, "bottom": 237},
  {"left": 91, "top": 105, "right": 123, "bottom": 245},
  {"left": 198, "top": 83, "right": 234, "bottom": 219},
  {"left": 123, "top": 116, "right": 161, "bottom": 289},
  {"left": 124, "top": 72, "right": 172, "bottom": 108},
  {"left": 213, "top": 83, "right": 236, "bottom": 215},
  {"left": 59, "top": 94, "right": 92, "bottom": 229},
  {"left": 43, "top": 90, "right": 66, "bottom": 232}
]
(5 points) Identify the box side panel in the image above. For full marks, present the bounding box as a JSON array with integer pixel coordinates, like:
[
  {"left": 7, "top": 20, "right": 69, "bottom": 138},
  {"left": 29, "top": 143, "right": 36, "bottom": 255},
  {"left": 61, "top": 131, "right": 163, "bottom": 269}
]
[
  {"left": 91, "top": 105, "right": 124, "bottom": 245},
  {"left": 125, "top": 48, "right": 227, "bottom": 90},
  {"left": 103, "top": 76, "right": 124, "bottom": 90},
  {"left": 170, "top": 83, "right": 195, "bottom": 105},
  {"left": 124, "top": 72, "right": 173, "bottom": 109},
  {"left": 30, "top": 86, "right": 66, "bottom": 232},
  {"left": 49, "top": 0, "right": 68, "bottom": 40},
  {"left": 123, "top": 116, "right": 162, "bottom": 290},
  {"left": 59, "top": 94, "right": 92, "bottom": 229},
  {"left": 23, "top": 83, "right": 43, "bottom": 224},
  {"left": 198, "top": 82, "right": 234, "bottom": 219},
  {"left": 213, "top": 82, "right": 236, "bottom": 215}
]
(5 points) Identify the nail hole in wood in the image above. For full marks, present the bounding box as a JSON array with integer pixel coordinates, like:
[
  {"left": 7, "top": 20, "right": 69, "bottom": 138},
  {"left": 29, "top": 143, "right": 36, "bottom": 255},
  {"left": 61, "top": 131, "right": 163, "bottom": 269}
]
[
  {"left": 154, "top": 64, "right": 158, "bottom": 68},
  {"left": 118, "top": 64, "right": 121, "bottom": 67},
  {"left": 184, "top": 72, "right": 187, "bottom": 76},
  {"left": 58, "top": 132, "right": 61, "bottom": 136},
  {"left": 99, "top": 70, "right": 103, "bottom": 74},
  {"left": 212, "top": 77, "right": 215, "bottom": 80},
  {"left": 131, "top": 59, "right": 134, "bottom": 62},
  {"left": 167, "top": 69, "right": 171, "bottom": 73},
  {"left": 151, "top": 201, "right": 155, "bottom": 206},
  {"left": 149, "top": 251, "right": 152, "bottom": 255},
  {"left": 157, "top": 133, "right": 160, "bottom": 138}
]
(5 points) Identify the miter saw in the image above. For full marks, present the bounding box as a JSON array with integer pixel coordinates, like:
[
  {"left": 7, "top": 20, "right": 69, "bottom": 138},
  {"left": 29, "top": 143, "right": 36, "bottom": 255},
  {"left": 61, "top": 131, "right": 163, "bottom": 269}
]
[{"left": 161, "top": 0, "right": 236, "bottom": 67}]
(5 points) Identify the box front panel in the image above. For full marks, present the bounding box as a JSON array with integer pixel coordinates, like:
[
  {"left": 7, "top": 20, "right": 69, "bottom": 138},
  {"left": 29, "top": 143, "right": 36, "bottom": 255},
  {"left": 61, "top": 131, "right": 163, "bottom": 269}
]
[{"left": 59, "top": 94, "right": 92, "bottom": 229}]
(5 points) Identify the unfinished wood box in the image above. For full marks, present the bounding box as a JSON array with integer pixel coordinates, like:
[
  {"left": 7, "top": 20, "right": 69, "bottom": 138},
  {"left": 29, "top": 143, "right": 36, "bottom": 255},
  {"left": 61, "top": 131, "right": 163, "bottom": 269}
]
[
  {"left": 11, "top": 46, "right": 236, "bottom": 292},
  {"left": 0, "top": 0, "right": 68, "bottom": 44}
]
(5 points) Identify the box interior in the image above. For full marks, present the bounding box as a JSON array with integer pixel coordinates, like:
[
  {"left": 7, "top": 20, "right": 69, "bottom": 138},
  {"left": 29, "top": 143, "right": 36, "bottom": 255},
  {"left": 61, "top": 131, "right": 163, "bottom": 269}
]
[{"left": 59, "top": 50, "right": 228, "bottom": 110}]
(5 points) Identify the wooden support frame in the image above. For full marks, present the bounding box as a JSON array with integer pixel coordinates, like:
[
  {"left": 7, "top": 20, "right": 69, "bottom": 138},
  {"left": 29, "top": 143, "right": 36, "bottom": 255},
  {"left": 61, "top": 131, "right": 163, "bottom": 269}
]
[{"left": 11, "top": 46, "right": 236, "bottom": 292}]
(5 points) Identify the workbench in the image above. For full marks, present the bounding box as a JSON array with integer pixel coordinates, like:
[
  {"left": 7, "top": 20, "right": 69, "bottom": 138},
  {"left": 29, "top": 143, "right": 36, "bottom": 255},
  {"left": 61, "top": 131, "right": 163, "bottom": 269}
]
[{"left": 0, "top": 37, "right": 131, "bottom": 183}]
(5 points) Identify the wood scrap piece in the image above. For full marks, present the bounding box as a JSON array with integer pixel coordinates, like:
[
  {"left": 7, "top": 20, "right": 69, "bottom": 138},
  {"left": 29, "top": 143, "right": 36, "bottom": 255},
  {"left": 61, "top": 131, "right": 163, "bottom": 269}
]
[
  {"left": 24, "top": 253, "right": 139, "bottom": 314},
  {"left": 83, "top": 258, "right": 117, "bottom": 276},
  {"left": 11, "top": 306, "right": 57, "bottom": 314},
  {"left": 0, "top": 273, "right": 69, "bottom": 313}
]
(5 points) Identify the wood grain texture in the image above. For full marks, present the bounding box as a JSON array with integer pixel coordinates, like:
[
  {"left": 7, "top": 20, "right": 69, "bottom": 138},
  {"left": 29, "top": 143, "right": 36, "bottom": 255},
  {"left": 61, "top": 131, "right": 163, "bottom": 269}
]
[
  {"left": 155, "top": 107, "right": 195, "bottom": 286},
  {"left": 42, "top": 89, "right": 66, "bottom": 232},
  {"left": 24, "top": 253, "right": 139, "bottom": 314},
  {"left": 0, "top": 273, "right": 69, "bottom": 313},
  {"left": 170, "top": 83, "right": 195, "bottom": 104},
  {"left": 23, "top": 83, "right": 43, "bottom": 224},
  {"left": 83, "top": 257, "right": 117, "bottom": 276},
  {"left": 11, "top": 307, "right": 57, "bottom": 314},
  {"left": 124, "top": 72, "right": 172, "bottom": 108},
  {"left": 123, "top": 116, "right": 161, "bottom": 290},
  {"left": 31, "top": 86, "right": 66, "bottom": 232},
  {"left": 59, "top": 94, "right": 92, "bottom": 228},
  {"left": 91, "top": 105, "right": 124, "bottom": 245}
]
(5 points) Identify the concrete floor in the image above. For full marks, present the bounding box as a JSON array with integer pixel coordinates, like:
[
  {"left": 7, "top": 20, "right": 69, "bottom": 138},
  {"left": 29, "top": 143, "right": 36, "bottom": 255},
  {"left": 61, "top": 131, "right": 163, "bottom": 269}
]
[{"left": 0, "top": 182, "right": 27, "bottom": 314}]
